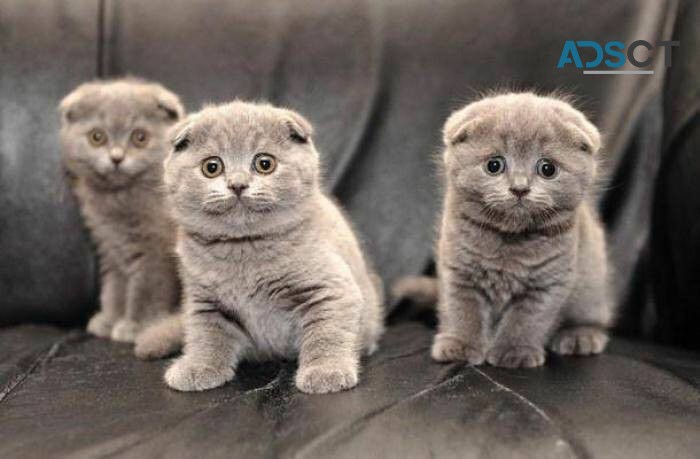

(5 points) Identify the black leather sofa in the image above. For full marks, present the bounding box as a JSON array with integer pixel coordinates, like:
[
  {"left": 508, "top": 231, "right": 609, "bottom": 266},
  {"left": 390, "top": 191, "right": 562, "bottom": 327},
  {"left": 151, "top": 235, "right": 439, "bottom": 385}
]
[{"left": 1, "top": 1, "right": 699, "bottom": 457}]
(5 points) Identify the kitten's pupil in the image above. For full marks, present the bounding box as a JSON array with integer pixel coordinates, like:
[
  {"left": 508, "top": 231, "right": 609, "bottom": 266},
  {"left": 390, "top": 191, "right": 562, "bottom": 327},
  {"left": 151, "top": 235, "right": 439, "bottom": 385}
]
[
  {"left": 486, "top": 157, "right": 505, "bottom": 175},
  {"left": 538, "top": 159, "right": 557, "bottom": 178},
  {"left": 253, "top": 153, "right": 277, "bottom": 174},
  {"left": 207, "top": 162, "right": 218, "bottom": 174},
  {"left": 88, "top": 128, "right": 107, "bottom": 146}
]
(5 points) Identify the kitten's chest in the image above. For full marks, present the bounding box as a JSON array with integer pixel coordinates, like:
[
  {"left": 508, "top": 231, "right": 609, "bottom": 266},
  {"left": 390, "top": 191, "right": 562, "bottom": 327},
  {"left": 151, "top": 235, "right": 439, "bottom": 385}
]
[
  {"left": 183, "top": 243, "right": 301, "bottom": 359},
  {"left": 453, "top": 237, "right": 573, "bottom": 307}
]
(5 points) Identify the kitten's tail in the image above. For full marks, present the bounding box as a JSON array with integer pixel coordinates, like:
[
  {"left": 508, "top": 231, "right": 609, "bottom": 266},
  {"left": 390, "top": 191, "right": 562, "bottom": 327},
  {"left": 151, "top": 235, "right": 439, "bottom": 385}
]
[
  {"left": 134, "top": 314, "right": 184, "bottom": 360},
  {"left": 391, "top": 275, "right": 439, "bottom": 308}
]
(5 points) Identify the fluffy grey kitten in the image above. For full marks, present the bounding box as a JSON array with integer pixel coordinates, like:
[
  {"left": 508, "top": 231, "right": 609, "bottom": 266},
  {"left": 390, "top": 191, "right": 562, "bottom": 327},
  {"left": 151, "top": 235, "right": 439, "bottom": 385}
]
[
  {"left": 59, "top": 78, "right": 184, "bottom": 342},
  {"left": 140, "top": 101, "right": 384, "bottom": 394},
  {"left": 396, "top": 92, "right": 612, "bottom": 368}
]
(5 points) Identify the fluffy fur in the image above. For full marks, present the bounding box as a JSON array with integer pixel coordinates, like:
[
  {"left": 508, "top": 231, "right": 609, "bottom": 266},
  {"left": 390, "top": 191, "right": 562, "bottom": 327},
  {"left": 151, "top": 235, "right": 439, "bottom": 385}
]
[
  {"left": 140, "top": 101, "right": 384, "bottom": 394},
  {"left": 397, "top": 92, "right": 613, "bottom": 368},
  {"left": 59, "top": 78, "right": 184, "bottom": 342}
]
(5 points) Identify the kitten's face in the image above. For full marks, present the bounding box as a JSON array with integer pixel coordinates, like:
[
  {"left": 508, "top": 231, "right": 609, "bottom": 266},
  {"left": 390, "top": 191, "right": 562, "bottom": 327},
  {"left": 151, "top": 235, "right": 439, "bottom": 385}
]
[
  {"left": 164, "top": 102, "right": 319, "bottom": 238},
  {"left": 59, "top": 80, "right": 183, "bottom": 190},
  {"left": 443, "top": 94, "right": 601, "bottom": 233}
]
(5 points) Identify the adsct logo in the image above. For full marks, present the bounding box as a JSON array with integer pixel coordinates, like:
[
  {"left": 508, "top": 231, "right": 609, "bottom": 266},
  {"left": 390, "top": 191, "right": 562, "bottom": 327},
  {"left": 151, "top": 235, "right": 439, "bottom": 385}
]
[{"left": 558, "top": 40, "right": 680, "bottom": 74}]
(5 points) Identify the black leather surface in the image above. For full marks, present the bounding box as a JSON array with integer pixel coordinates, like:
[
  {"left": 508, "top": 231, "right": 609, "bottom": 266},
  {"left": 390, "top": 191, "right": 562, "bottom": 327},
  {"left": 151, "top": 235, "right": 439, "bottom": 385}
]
[
  {"left": 0, "top": 323, "right": 698, "bottom": 458},
  {"left": 4, "top": 0, "right": 700, "bottom": 348},
  {"left": 650, "top": 0, "right": 700, "bottom": 348},
  {"left": 2, "top": 2, "right": 700, "bottom": 456},
  {"left": 0, "top": 0, "right": 98, "bottom": 326}
]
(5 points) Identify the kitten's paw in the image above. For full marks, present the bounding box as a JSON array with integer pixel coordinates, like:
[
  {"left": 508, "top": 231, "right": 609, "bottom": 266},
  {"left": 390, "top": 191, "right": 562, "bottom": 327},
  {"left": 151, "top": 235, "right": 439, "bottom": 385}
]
[
  {"left": 431, "top": 334, "right": 485, "bottom": 365},
  {"left": 165, "top": 357, "right": 234, "bottom": 392},
  {"left": 295, "top": 361, "right": 359, "bottom": 394},
  {"left": 110, "top": 319, "right": 141, "bottom": 343},
  {"left": 550, "top": 326, "right": 609, "bottom": 356},
  {"left": 486, "top": 345, "right": 545, "bottom": 368},
  {"left": 134, "top": 328, "right": 180, "bottom": 360},
  {"left": 86, "top": 312, "right": 117, "bottom": 338}
]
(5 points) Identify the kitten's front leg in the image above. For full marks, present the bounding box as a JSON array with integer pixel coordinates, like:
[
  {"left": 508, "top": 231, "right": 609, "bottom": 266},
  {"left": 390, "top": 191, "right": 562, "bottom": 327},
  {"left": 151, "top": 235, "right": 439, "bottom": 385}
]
[
  {"left": 486, "top": 288, "right": 566, "bottom": 368},
  {"left": 87, "top": 261, "right": 126, "bottom": 338},
  {"left": 165, "top": 303, "right": 250, "bottom": 392},
  {"left": 294, "top": 281, "right": 363, "bottom": 394},
  {"left": 431, "top": 269, "right": 488, "bottom": 365},
  {"left": 112, "top": 254, "right": 178, "bottom": 342}
]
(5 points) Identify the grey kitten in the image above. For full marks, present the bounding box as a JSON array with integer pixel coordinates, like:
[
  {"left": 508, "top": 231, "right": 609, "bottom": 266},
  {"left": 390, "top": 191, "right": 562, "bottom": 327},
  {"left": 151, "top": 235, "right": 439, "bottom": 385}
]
[
  {"left": 145, "top": 101, "right": 384, "bottom": 394},
  {"left": 59, "top": 78, "right": 184, "bottom": 342},
  {"left": 397, "top": 92, "right": 612, "bottom": 368}
]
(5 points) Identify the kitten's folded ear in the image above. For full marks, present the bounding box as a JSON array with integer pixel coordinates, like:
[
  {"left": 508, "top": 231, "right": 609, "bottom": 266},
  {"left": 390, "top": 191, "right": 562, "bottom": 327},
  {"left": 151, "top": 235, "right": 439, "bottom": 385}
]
[
  {"left": 280, "top": 109, "right": 313, "bottom": 144},
  {"left": 153, "top": 87, "right": 186, "bottom": 123},
  {"left": 443, "top": 108, "right": 486, "bottom": 146},
  {"left": 169, "top": 117, "right": 194, "bottom": 153},
  {"left": 58, "top": 86, "right": 91, "bottom": 124},
  {"left": 562, "top": 112, "right": 602, "bottom": 154}
]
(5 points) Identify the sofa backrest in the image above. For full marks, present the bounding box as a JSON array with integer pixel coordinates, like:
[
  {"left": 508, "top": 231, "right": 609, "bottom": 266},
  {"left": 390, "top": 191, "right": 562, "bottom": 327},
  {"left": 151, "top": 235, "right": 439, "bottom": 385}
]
[{"left": 2, "top": 0, "right": 698, "bottom": 347}]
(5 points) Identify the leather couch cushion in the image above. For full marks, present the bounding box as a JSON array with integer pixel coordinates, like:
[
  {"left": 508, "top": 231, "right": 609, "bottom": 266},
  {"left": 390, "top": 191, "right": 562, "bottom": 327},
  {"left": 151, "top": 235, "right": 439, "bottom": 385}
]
[{"left": 0, "top": 322, "right": 698, "bottom": 457}]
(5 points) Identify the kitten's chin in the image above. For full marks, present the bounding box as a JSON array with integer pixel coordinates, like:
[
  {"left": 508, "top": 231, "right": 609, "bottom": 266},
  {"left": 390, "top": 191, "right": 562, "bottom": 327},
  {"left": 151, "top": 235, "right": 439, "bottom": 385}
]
[
  {"left": 87, "top": 168, "right": 146, "bottom": 191},
  {"left": 468, "top": 200, "right": 571, "bottom": 234},
  {"left": 201, "top": 197, "right": 275, "bottom": 216},
  {"left": 179, "top": 204, "right": 304, "bottom": 241}
]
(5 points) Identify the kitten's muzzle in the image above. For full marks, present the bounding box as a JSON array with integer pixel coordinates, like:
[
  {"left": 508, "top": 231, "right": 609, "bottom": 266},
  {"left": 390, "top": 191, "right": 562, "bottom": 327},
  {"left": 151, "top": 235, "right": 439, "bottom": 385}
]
[
  {"left": 227, "top": 171, "right": 251, "bottom": 197},
  {"left": 228, "top": 182, "right": 249, "bottom": 197},
  {"left": 509, "top": 186, "right": 530, "bottom": 198},
  {"left": 109, "top": 148, "right": 125, "bottom": 165}
]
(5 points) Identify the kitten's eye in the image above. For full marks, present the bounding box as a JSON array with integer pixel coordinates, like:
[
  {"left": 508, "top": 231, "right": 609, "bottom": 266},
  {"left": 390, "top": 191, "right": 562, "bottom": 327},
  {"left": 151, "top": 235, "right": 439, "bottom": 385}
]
[
  {"left": 537, "top": 159, "right": 558, "bottom": 179},
  {"left": 130, "top": 129, "right": 149, "bottom": 148},
  {"left": 253, "top": 153, "right": 277, "bottom": 175},
  {"left": 485, "top": 156, "right": 506, "bottom": 175},
  {"left": 88, "top": 128, "right": 107, "bottom": 147},
  {"left": 201, "top": 156, "right": 224, "bottom": 178}
]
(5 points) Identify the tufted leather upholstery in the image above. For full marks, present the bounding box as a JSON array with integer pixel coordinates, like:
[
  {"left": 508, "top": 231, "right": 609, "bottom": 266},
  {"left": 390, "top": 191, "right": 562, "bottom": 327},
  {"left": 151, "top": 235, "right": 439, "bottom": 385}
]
[{"left": 1, "top": 1, "right": 699, "bottom": 457}]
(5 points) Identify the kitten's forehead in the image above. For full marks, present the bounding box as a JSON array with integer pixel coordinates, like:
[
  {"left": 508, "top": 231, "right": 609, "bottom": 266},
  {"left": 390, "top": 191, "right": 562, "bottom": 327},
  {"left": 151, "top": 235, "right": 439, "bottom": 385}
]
[
  {"left": 447, "top": 93, "right": 599, "bottom": 155},
  {"left": 61, "top": 79, "right": 183, "bottom": 126},
  {"left": 190, "top": 102, "right": 295, "bottom": 151}
]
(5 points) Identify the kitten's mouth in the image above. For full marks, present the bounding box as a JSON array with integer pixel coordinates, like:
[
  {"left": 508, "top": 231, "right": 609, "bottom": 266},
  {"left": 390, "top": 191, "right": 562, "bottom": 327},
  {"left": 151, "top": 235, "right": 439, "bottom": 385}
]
[{"left": 202, "top": 195, "right": 272, "bottom": 215}]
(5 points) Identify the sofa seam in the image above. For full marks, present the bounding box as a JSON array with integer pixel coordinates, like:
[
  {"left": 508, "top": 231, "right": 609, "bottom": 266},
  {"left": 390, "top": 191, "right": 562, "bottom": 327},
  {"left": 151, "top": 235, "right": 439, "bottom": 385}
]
[
  {"left": 472, "top": 367, "right": 582, "bottom": 459},
  {"left": 97, "top": 0, "right": 106, "bottom": 78},
  {"left": 0, "top": 331, "right": 83, "bottom": 405}
]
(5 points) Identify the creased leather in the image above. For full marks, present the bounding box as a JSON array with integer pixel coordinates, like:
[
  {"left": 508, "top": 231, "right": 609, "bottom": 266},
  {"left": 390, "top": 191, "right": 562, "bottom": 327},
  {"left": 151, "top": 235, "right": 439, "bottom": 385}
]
[{"left": 0, "top": 323, "right": 698, "bottom": 458}]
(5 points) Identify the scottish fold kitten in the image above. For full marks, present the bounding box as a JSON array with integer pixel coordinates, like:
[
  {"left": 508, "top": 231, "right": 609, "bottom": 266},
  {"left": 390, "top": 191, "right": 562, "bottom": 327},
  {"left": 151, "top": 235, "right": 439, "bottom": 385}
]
[
  {"left": 59, "top": 78, "right": 184, "bottom": 342},
  {"left": 146, "top": 101, "right": 383, "bottom": 394},
  {"left": 397, "top": 92, "right": 612, "bottom": 368}
]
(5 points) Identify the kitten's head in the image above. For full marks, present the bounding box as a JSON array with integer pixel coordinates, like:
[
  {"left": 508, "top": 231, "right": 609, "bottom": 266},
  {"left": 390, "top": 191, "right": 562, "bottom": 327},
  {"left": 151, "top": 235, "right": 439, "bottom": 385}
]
[
  {"left": 442, "top": 92, "right": 601, "bottom": 233},
  {"left": 59, "top": 78, "right": 184, "bottom": 190},
  {"left": 164, "top": 101, "right": 319, "bottom": 239}
]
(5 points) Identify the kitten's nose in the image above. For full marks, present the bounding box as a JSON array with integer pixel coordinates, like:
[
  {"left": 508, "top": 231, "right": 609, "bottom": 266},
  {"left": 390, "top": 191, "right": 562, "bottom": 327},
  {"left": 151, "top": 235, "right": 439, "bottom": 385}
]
[
  {"left": 227, "top": 172, "right": 250, "bottom": 197},
  {"left": 109, "top": 148, "right": 125, "bottom": 165},
  {"left": 229, "top": 184, "right": 249, "bottom": 197},
  {"left": 509, "top": 187, "right": 530, "bottom": 198}
]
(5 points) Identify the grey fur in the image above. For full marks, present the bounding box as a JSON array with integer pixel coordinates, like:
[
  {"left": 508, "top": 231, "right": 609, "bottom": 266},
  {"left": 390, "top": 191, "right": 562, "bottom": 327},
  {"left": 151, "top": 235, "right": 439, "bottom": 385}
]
[
  {"left": 426, "top": 92, "right": 612, "bottom": 368},
  {"left": 59, "top": 78, "right": 184, "bottom": 342},
  {"left": 134, "top": 313, "right": 183, "bottom": 359},
  {"left": 151, "top": 101, "right": 383, "bottom": 394}
]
